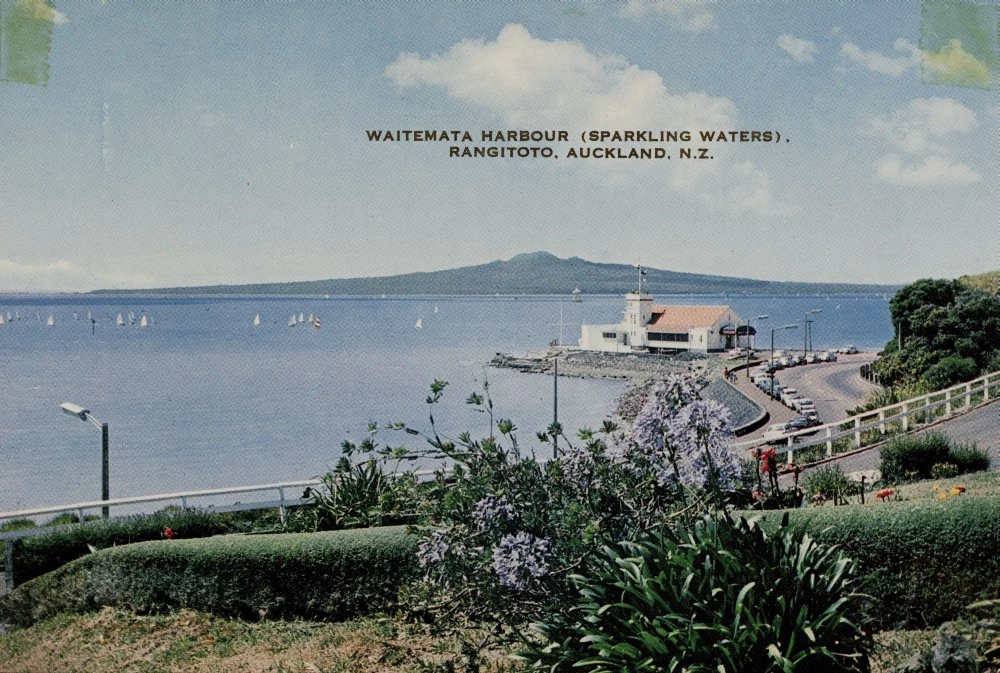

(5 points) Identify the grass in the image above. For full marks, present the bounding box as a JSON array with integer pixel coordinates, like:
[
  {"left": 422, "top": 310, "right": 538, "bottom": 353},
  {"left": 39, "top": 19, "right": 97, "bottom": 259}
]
[
  {"left": 796, "top": 469, "right": 1000, "bottom": 508},
  {"left": 0, "top": 607, "right": 518, "bottom": 673}
]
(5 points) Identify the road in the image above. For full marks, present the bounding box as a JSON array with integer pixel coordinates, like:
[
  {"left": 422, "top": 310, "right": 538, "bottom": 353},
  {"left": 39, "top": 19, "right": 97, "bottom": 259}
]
[{"left": 774, "top": 354, "right": 879, "bottom": 422}]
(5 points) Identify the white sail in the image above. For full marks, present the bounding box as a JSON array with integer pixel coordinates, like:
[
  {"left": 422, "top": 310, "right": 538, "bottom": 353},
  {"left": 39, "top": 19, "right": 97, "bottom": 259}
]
[
  {"left": 46, "top": 314, "right": 54, "bottom": 327},
  {"left": 415, "top": 318, "right": 423, "bottom": 329},
  {"left": 299, "top": 312, "right": 305, "bottom": 323},
  {"left": 433, "top": 305, "right": 439, "bottom": 314},
  {"left": 4, "top": 311, "right": 9, "bottom": 321},
  {"left": 87, "top": 310, "right": 92, "bottom": 321},
  {"left": 307, "top": 313, "right": 314, "bottom": 323},
  {"left": 73, "top": 312, "right": 79, "bottom": 320},
  {"left": 139, "top": 315, "right": 149, "bottom": 328},
  {"left": 253, "top": 313, "right": 261, "bottom": 326},
  {"left": 288, "top": 314, "right": 296, "bottom": 327},
  {"left": 129, "top": 311, "right": 136, "bottom": 325},
  {"left": 0, "top": 314, "right": 5, "bottom": 326},
  {"left": 116, "top": 313, "right": 125, "bottom": 326}
]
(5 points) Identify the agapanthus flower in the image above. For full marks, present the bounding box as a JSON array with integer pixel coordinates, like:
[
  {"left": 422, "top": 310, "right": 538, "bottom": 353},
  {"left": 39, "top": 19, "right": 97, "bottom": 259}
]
[
  {"left": 417, "top": 528, "right": 453, "bottom": 568},
  {"left": 491, "top": 531, "right": 551, "bottom": 590},
  {"left": 560, "top": 445, "right": 597, "bottom": 488},
  {"left": 471, "top": 494, "right": 516, "bottom": 532}
]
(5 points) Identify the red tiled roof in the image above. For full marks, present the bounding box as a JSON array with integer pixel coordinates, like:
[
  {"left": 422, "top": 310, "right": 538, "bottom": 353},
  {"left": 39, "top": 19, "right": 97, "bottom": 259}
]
[{"left": 647, "top": 305, "right": 732, "bottom": 332}]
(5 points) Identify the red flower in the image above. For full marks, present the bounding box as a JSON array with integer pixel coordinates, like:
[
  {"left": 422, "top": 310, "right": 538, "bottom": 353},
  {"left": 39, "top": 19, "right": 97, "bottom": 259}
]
[
  {"left": 876, "top": 489, "right": 893, "bottom": 502},
  {"left": 164, "top": 527, "right": 175, "bottom": 540}
]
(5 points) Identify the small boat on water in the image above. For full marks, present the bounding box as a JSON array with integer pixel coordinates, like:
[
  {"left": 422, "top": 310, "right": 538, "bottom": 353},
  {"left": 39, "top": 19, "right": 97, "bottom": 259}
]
[
  {"left": 0, "top": 314, "right": 5, "bottom": 327},
  {"left": 116, "top": 313, "right": 125, "bottom": 327},
  {"left": 433, "top": 305, "right": 439, "bottom": 314},
  {"left": 299, "top": 312, "right": 305, "bottom": 323},
  {"left": 46, "top": 315, "right": 54, "bottom": 327},
  {"left": 253, "top": 314, "right": 261, "bottom": 326},
  {"left": 139, "top": 315, "right": 149, "bottom": 328},
  {"left": 414, "top": 318, "right": 423, "bottom": 329},
  {"left": 288, "top": 314, "right": 296, "bottom": 327},
  {"left": 87, "top": 310, "right": 92, "bottom": 321},
  {"left": 572, "top": 287, "right": 582, "bottom": 303},
  {"left": 313, "top": 317, "right": 321, "bottom": 329},
  {"left": 73, "top": 312, "right": 78, "bottom": 320}
]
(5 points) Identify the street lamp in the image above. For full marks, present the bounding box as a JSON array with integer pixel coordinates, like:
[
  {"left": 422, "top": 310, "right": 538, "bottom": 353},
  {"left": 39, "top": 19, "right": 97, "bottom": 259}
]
[
  {"left": 60, "top": 402, "right": 110, "bottom": 519},
  {"left": 746, "top": 314, "right": 769, "bottom": 377},
  {"left": 771, "top": 324, "right": 798, "bottom": 397},
  {"left": 804, "top": 309, "right": 822, "bottom": 356}
]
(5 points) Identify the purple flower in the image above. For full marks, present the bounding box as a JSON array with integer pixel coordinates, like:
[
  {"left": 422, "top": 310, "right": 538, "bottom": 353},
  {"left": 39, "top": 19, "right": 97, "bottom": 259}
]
[
  {"left": 417, "top": 529, "right": 452, "bottom": 568},
  {"left": 560, "top": 445, "right": 597, "bottom": 488},
  {"left": 492, "top": 531, "right": 551, "bottom": 590},
  {"left": 471, "top": 495, "right": 516, "bottom": 532}
]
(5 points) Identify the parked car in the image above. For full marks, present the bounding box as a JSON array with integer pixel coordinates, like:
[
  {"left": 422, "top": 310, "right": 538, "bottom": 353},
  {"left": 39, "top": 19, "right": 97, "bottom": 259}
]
[
  {"left": 787, "top": 415, "right": 821, "bottom": 433},
  {"left": 762, "top": 423, "right": 793, "bottom": 443},
  {"left": 727, "top": 347, "right": 754, "bottom": 360},
  {"left": 819, "top": 351, "right": 838, "bottom": 362},
  {"left": 803, "top": 353, "right": 819, "bottom": 364},
  {"left": 836, "top": 345, "right": 859, "bottom": 354},
  {"left": 792, "top": 397, "right": 814, "bottom": 412},
  {"left": 779, "top": 387, "right": 799, "bottom": 405},
  {"left": 778, "top": 356, "right": 794, "bottom": 368}
]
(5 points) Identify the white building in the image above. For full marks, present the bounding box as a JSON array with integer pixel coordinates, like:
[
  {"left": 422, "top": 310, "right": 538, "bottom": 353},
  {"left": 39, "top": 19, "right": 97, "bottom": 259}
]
[{"left": 579, "top": 292, "right": 748, "bottom": 354}]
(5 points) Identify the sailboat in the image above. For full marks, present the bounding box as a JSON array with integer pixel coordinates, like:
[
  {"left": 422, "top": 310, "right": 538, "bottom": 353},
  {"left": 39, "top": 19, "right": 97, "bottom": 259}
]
[
  {"left": 87, "top": 310, "right": 92, "bottom": 321},
  {"left": 298, "top": 312, "right": 305, "bottom": 323},
  {"left": 572, "top": 287, "right": 582, "bottom": 303},
  {"left": 0, "top": 314, "right": 5, "bottom": 327},
  {"left": 288, "top": 314, "right": 296, "bottom": 327},
  {"left": 414, "top": 318, "right": 423, "bottom": 329},
  {"left": 73, "top": 312, "right": 79, "bottom": 320},
  {"left": 139, "top": 315, "right": 149, "bottom": 328},
  {"left": 4, "top": 311, "right": 10, "bottom": 321},
  {"left": 128, "top": 311, "right": 136, "bottom": 325},
  {"left": 253, "top": 314, "right": 261, "bottom": 326},
  {"left": 46, "top": 314, "right": 54, "bottom": 327},
  {"left": 313, "top": 316, "right": 321, "bottom": 329},
  {"left": 116, "top": 313, "right": 125, "bottom": 327},
  {"left": 307, "top": 313, "right": 314, "bottom": 323},
  {"left": 433, "top": 305, "right": 439, "bottom": 314}
]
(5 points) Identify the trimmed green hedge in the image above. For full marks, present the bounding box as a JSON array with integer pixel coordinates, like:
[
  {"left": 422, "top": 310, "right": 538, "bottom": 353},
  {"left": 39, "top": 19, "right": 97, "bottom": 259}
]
[
  {"left": 754, "top": 497, "right": 1000, "bottom": 629},
  {"left": 0, "top": 526, "right": 418, "bottom": 627},
  {"left": 7, "top": 509, "right": 292, "bottom": 585}
]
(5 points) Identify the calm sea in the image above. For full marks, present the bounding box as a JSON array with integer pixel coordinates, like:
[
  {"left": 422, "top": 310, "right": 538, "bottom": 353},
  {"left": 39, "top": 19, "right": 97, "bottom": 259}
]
[{"left": 0, "top": 293, "right": 892, "bottom": 512}]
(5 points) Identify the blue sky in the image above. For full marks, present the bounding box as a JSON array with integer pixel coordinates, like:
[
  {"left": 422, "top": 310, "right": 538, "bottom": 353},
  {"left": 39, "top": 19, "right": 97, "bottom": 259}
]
[{"left": 0, "top": 0, "right": 996, "bottom": 291}]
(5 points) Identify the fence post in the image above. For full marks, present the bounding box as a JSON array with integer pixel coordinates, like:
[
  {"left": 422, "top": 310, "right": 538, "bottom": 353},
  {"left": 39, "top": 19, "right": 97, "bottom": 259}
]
[
  {"left": 4, "top": 539, "right": 14, "bottom": 592},
  {"left": 878, "top": 410, "right": 886, "bottom": 434},
  {"left": 278, "top": 487, "right": 287, "bottom": 525},
  {"left": 825, "top": 426, "right": 833, "bottom": 457},
  {"left": 77, "top": 507, "right": 86, "bottom": 523},
  {"left": 986, "top": 375, "right": 991, "bottom": 401},
  {"left": 854, "top": 417, "right": 862, "bottom": 447},
  {"left": 902, "top": 406, "right": 909, "bottom": 432},
  {"left": 181, "top": 496, "right": 188, "bottom": 512},
  {"left": 945, "top": 389, "right": 952, "bottom": 416}
]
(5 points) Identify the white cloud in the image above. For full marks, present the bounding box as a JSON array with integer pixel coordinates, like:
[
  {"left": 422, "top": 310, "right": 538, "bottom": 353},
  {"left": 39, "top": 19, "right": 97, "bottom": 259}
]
[
  {"left": 0, "top": 259, "right": 156, "bottom": 293},
  {"left": 385, "top": 24, "right": 794, "bottom": 217},
  {"left": 866, "top": 97, "right": 980, "bottom": 186},
  {"left": 840, "top": 38, "right": 920, "bottom": 77},
  {"left": 619, "top": 1, "right": 716, "bottom": 32},
  {"left": 776, "top": 34, "right": 817, "bottom": 63},
  {"left": 876, "top": 155, "right": 980, "bottom": 185}
]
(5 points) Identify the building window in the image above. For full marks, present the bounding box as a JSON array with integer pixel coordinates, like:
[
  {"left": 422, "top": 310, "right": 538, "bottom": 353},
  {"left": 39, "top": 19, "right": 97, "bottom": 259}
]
[
  {"left": 648, "top": 332, "right": 689, "bottom": 342},
  {"left": 602, "top": 332, "right": 617, "bottom": 340}
]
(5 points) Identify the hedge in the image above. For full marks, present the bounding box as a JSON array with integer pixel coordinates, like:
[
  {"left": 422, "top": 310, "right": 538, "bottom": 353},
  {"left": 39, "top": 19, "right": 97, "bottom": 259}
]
[
  {"left": 0, "top": 526, "right": 419, "bottom": 627},
  {"left": 7, "top": 508, "right": 290, "bottom": 586},
  {"left": 753, "top": 496, "right": 1000, "bottom": 629}
]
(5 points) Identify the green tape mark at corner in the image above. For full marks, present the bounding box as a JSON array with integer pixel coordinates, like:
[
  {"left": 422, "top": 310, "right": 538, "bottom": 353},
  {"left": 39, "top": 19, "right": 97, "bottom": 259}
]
[
  {"left": 920, "top": 0, "right": 999, "bottom": 90},
  {"left": 0, "top": 0, "right": 55, "bottom": 87}
]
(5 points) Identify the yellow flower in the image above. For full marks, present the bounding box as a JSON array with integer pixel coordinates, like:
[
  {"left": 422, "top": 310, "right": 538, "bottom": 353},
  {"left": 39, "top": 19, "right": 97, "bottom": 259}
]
[
  {"left": 933, "top": 485, "right": 940, "bottom": 491},
  {"left": 950, "top": 487, "right": 963, "bottom": 496},
  {"left": 937, "top": 492, "right": 949, "bottom": 500}
]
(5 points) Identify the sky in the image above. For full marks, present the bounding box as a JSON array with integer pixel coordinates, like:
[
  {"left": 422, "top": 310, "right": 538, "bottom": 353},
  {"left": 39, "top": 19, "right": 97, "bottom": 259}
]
[{"left": 0, "top": 0, "right": 996, "bottom": 292}]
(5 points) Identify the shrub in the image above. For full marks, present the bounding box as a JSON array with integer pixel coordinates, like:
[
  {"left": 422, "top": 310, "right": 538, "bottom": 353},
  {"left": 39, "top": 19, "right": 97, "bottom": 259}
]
[
  {"left": 757, "top": 497, "right": 1000, "bottom": 629},
  {"left": 930, "top": 462, "right": 959, "bottom": 479},
  {"left": 948, "top": 443, "right": 990, "bottom": 474},
  {"left": 11, "top": 509, "right": 251, "bottom": 585},
  {"left": 803, "top": 465, "right": 858, "bottom": 502},
  {"left": 521, "top": 515, "right": 870, "bottom": 672},
  {"left": 0, "top": 526, "right": 418, "bottom": 627},
  {"left": 880, "top": 433, "right": 953, "bottom": 483}
]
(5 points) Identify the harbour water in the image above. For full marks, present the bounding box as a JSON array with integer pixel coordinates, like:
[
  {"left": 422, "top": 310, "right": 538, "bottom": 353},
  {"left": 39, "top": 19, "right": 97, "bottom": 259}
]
[{"left": 0, "top": 293, "right": 892, "bottom": 512}]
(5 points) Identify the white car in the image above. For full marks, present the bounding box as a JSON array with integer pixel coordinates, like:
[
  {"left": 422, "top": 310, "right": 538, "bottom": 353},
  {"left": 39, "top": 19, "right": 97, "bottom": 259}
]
[
  {"left": 727, "top": 347, "right": 754, "bottom": 360},
  {"left": 792, "top": 398, "right": 814, "bottom": 412},
  {"left": 762, "top": 423, "right": 793, "bottom": 443},
  {"left": 819, "top": 351, "right": 838, "bottom": 362},
  {"left": 836, "top": 345, "right": 859, "bottom": 354},
  {"left": 780, "top": 387, "right": 799, "bottom": 405}
]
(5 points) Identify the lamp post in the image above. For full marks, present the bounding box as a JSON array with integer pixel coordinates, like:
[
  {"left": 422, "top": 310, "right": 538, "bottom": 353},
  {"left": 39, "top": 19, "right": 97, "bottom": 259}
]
[
  {"left": 747, "top": 314, "right": 769, "bottom": 377},
  {"left": 771, "top": 324, "right": 798, "bottom": 396},
  {"left": 804, "top": 309, "right": 822, "bottom": 357},
  {"left": 60, "top": 402, "right": 110, "bottom": 519}
]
